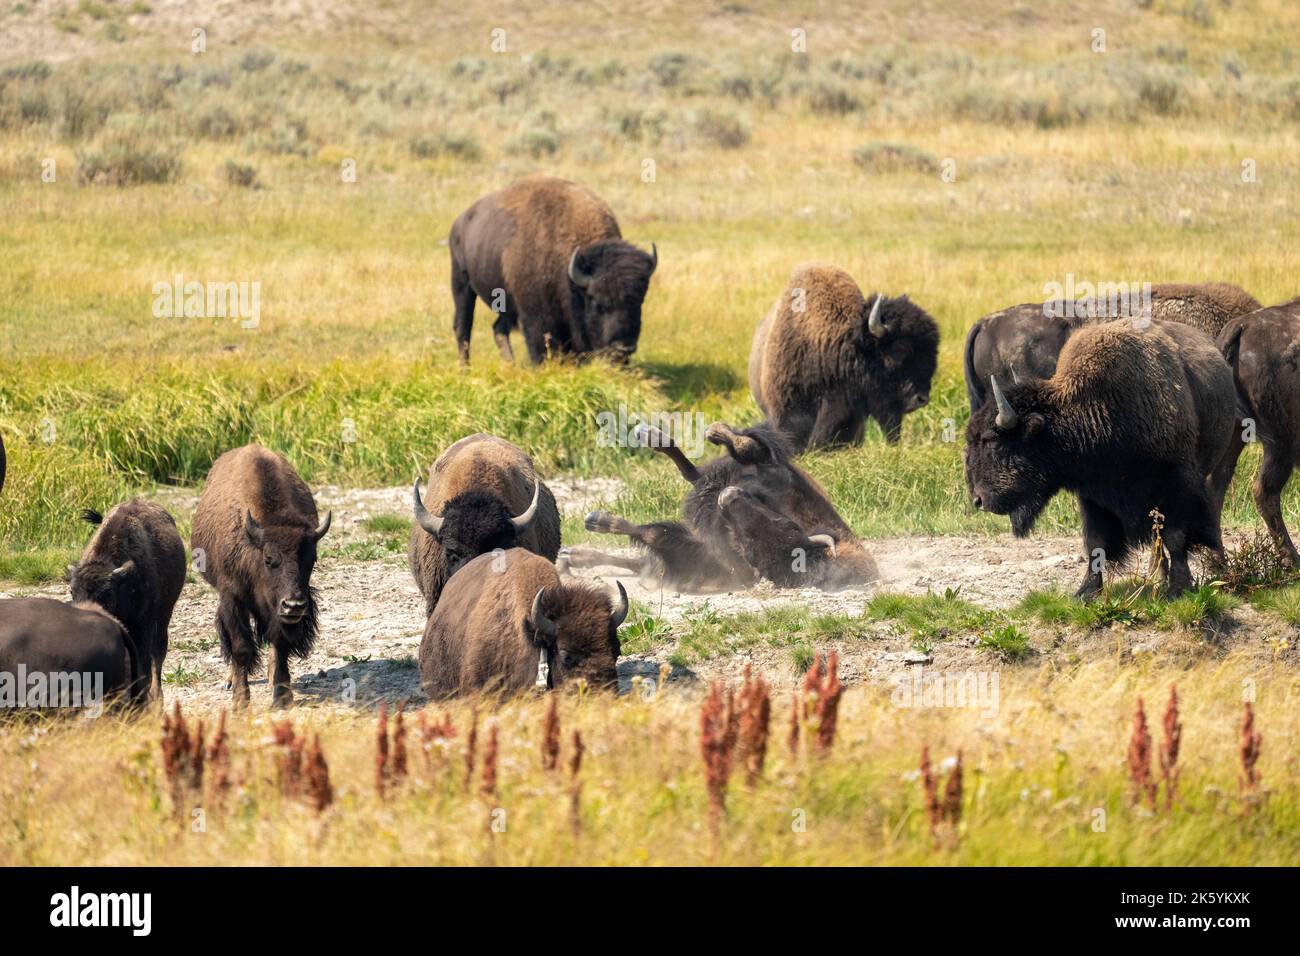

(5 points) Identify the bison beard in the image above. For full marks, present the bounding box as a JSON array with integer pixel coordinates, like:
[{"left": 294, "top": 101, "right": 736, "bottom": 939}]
[{"left": 964, "top": 320, "right": 1236, "bottom": 599}]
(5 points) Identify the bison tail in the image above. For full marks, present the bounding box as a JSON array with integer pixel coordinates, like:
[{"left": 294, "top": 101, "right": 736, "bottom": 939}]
[
  {"left": 80, "top": 508, "right": 104, "bottom": 525},
  {"left": 1217, "top": 320, "right": 1256, "bottom": 426},
  {"left": 962, "top": 318, "right": 986, "bottom": 411}
]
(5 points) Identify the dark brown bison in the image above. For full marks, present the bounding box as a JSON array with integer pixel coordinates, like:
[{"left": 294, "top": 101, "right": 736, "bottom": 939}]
[
  {"left": 191, "top": 444, "right": 331, "bottom": 709},
  {"left": 419, "top": 548, "right": 628, "bottom": 699},
  {"left": 70, "top": 500, "right": 186, "bottom": 704},
  {"left": 449, "top": 175, "right": 656, "bottom": 364},
  {"left": 963, "top": 282, "right": 1260, "bottom": 411},
  {"left": 1217, "top": 298, "right": 1300, "bottom": 564},
  {"left": 749, "top": 263, "right": 939, "bottom": 449},
  {"left": 409, "top": 433, "right": 561, "bottom": 616},
  {"left": 570, "top": 422, "right": 878, "bottom": 592},
  {"left": 965, "top": 320, "right": 1236, "bottom": 598},
  {"left": 0, "top": 598, "right": 142, "bottom": 713}
]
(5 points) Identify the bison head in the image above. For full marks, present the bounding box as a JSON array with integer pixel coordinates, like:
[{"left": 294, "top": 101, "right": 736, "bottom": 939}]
[
  {"left": 414, "top": 479, "right": 540, "bottom": 580},
  {"left": 70, "top": 556, "right": 141, "bottom": 623},
  {"left": 859, "top": 294, "right": 940, "bottom": 442},
  {"left": 243, "top": 509, "right": 331, "bottom": 626},
  {"left": 717, "top": 485, "right": 839, "bottom": 587},
  {"left": 568, "top": 240, "right": 657, "bottom": 361},
  {"left": 528, "top": 581, "right": 627, "bottom": 690},
  {"left": 964, "top": 375, "right": 1057, "bottom": 537}
]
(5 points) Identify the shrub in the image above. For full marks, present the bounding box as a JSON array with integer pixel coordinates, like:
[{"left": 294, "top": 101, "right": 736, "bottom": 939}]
[
  {"left": 223, "top": 160, "right": 258, "bottom": 188},
  {"left": 76, "top": 123, "right": 182, "bottom": 185},
  {"left": 408, "top": 131, "right": 482, "bottom": 161},
  {"left": 691, "top": 109, "right": 749, "bottom": 149},
  {"left": 852, "top": 141, "right": 939, "bottom": 174}
]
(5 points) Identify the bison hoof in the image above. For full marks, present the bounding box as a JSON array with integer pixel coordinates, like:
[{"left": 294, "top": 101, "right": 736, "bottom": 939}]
[
  {"left": 718, "top": 485, "right": 743, "bottom": 508},
  {"left": 583, "top": 511, "right": 605, "bottom": 532},
  {"left": 271, "top": 692, "right": 293, "bottom": 711}
]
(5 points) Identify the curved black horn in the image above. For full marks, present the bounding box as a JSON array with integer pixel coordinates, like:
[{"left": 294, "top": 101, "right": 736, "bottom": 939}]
[
  {"left": 412, "top": 479, "right": 443, "bottom": 535},
  {"left": 510, "top": 478, "right": 541, "bottom": 533},
  {"left": 990, "top": 375, "right": 1019, "bottom": 430},
  {"left": 568, "top": 247, "right": 593, "bottom": 289},
  {"left": 314, "top": 510, "right": 332, "bottom": 541},
  {"left": 610, "top": 581, "right": 629, "bottom": 629},
  {"left": 867, "top": 295, "right": 885, "bottom": 338},
  {"left": 530, "top": 588, "right": 557, "bottom": 638},
  {"left": 648, "top": 242, "right": 658, "bottom": 274}
]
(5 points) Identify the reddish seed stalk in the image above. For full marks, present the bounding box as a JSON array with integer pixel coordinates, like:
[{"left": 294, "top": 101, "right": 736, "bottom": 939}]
[
  {"left": 375, "top": 701, "right": 390, "bottom": 799},
  {"left": 569, "top": 729, "right": 584, "bottom": 837},
  {"left": 920, "top": 744, "right": 963, "bottom": 843},
  {"left": 542, "top": 697, "right": 561, "bottom": 772},
  {"left": 700, "top": 680, "right": 737, "bottom": 831},
  {"left": 736, "top": 664, "right": 771, "bottom": 786},
  {"left": 304, "top": 733, "right": 334, "bottom": 814},
  {"left": 1159, "top": 685, "right": 1181, "bottom": 811},
  {"left": 1126, "top": 696, "right": 1157, "bottom": 809},
  {"left": 1240, "top": 701, "right": 1262, "bottom": 797},
  {"left": 481, "top": 722, "right": 499, "bottom": 798},
  {"left": 392, "top": 703, "right": 408, "bottom": 781},
  {"left": 464, "top": 707, "right": 479, "bottom": 792}
]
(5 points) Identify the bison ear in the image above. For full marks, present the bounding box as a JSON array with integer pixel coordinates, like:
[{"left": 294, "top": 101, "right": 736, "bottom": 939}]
[{"left": 244, "top": 509, "right": 265, "bottom": 548}]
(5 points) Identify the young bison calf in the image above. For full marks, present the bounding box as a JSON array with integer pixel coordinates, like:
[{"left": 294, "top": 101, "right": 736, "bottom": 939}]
[{"left": 419, "top": 548, "right": 627, "bottom": 699}]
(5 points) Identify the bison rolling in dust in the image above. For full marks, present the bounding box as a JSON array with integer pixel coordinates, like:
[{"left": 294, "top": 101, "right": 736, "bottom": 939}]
[
  {"left": 409, "top": 433, "right": 561, "bottom": 616},
  {"left": 191, "top": 444, "right": 332, "bottom": 710},
  {"left": 419, "top": 548, "right": 628, "bottom": 699},
  {"left": 449, "top": 175, "right": 657, "bottom": 364},
  {"left": 70, "top": 500, "right": 186, "bottom": 704},
  {"left": 963, "top": 282, "right": 1260, "bottom": 412},
  {"left": 748, "top": 263, "right": 939, "bottom": 450},
  {"left": 965, "top": 320, "right": 1237, "bottom": 599}
]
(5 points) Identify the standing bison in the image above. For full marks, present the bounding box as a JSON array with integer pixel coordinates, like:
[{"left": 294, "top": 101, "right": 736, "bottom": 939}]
[
  {"left": 419, "top": 548, "right": 627, "bottom": 699},
  {"left": 1217, "top": 298, "right": 1300, "bottom": 564},
  {"left": 749, "top": 263, "right": 939, "bottom": 449},
  {"left": 191, "top": 444, "right": 331, "bottom": 709},
  {"left": 965, "top": 320, "right": 1236, "bottom": 598},
  {"left": 449, "top": 176, "right": 657, "bottom": 364},
  {"left": 409, "top": 433, "right": 561, "bottom": 616},
  {"left": 963, "top": 282, "right": 1260, "bottom": 411},
  {"left": 572, "top": 421, "right": 878, "bottom": 591},
  {"left": 70, "top": 500, "right": 186, "bottom": 704}
]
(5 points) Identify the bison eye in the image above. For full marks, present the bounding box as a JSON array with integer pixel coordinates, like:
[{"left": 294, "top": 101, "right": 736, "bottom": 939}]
[{"left": 265, "top": 553, "right": 280, "bottom": 569}]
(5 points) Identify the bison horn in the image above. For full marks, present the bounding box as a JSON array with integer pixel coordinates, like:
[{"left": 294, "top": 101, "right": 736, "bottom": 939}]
[
  {"left": 867, "top": 295, "right": 885, "bottom": 338},
  {"left": 510, "top": 478, "right": 541, "bottom": 533},
  {"left": 314, "top": 510, "right": 332, "bottom": 541},
  {"left": 412, "top": 479, "right": 443, "bottom": 535},
  {"left": 808, "top": 534, "right": 837, "bottom": 557},
  {"left": 244, "top": 510, "right": 265, "bottom": 547},
  {"left": 568, "top": 247, "right": 593, "bottom": 289},
  {"left": 530, "top": 588, "right": 557, "bottom": 638},
  {"left": 610, "top": 581, "right": 629, "bottom": 629},
  {"left": 990, "top": 375, "right": 1019, "bottom": 430},
  {"left": 111, "top": 560, "right": 135, "bottom": 579},
  {"left": 649, "top": 242, "right": 658, "bottom": 274}
]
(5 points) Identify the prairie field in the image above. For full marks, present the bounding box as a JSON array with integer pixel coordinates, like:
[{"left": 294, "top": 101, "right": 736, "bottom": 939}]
[{"left": 2, "top": 0, "right": 1300, "bottom": 866}]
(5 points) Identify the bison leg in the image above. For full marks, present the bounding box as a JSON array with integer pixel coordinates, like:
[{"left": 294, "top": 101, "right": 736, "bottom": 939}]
[
  {"left": 1253, "top": 445, "right": 1299, "bottom": 565},
  {"left": 270, "top": 642, "right": 294, "bottom": 710},
  {"left": 1076, "top": 498, "right": 1125, "bottom": 601},
  {"left": 217, "top": 595, "right": 257, "bottom": 710},
  {"left": 492, "top": 314, "right": 516, "bottom": 363},
  {"left": 1161, "top": 526, "right": 1194, "bottom": 598},
  {"left": 522, "top": 319, "right": 549, "bottom": 364},
  {"left": 633, "top": 423, "right": 702, "bottom": 483},
  {"left": 452, "top": 260, "right": 476, "bottom": 365},
  {"left": 559, "top": 546, "right": 645, "bottom": 574},
  {"left": 873, "top": 408, "right": 904, "bottom": 445},
  {"left": 808, "top": 398, "right": 864, "bottom": 451},
  {"left": 1208, "top": 425, "right": 1248, "bottom": 518},
  {"left": 705, "top": 422, "right": 773, "bottom": 465}
]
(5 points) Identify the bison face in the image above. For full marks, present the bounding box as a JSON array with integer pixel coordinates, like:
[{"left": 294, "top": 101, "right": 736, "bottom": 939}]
[
  {"left": 70, "top": 558, "right": 140, "bottom": 621},
  {"left": 243, "top": 510, "right": 330, "bottom": 625},
  {"left": 414, "top": 481, "right": 541, "bottom": 581},
  {"left": 861, "top": 295, "right": 940, "bottom": 442},
  {"left": 568, "top": 241, "right": 657, "bottom": 361},
  {"left": 963, "top": 379, "right": 1055, "bottom": 537},
  {"left": 529, "top": 582, "right": 628, "bottom": 691}
]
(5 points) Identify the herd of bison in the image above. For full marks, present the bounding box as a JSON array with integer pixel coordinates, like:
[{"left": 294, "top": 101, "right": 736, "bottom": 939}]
[{"left": 4, "top": 174, "right": 1300, "bottom": 713}]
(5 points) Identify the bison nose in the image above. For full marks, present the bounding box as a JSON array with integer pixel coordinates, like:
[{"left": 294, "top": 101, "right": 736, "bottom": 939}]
[
  {"left": 279, "top": 597, "right": 307, "bottom": 622},
  {"left": 916, "top": 394, "right": 929, "bottom": 407},
  {"left": 971, "top": 495, "right": 983, "bottom": 512}
]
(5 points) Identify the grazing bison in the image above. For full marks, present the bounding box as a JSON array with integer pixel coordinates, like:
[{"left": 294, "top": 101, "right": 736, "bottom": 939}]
[
  {"left": 965, "top": 320, "right": 1236, "bottom": 598},
  {"left": 1217, "top": 298, "right": 1300, "bottom": 564},
  {"left": 0, "top": 598, "right": 142, "bottom": 713},
  {"left": 963, "top": 282, "right": 1261, "bottom": 411},
  {"left": 449, "top": 176, "right": 657, "bottom": 364},
  {"left": 70, "top": 500, "right": 186, "bottom": 704},
  {"left": 419, "top": 548, "right": 628, "bottom": 699},
  {"left": 571, "top": 422, "right": 878, "bottom": 591},
  {"left": 409, "top": 433, "right": 561, "bottom": 616},
  {"left": 191, "top": 444, "right": 331, "bottom": 709},
  {"left": 749, "top": 264, "right": 940, "bottom": 449}
]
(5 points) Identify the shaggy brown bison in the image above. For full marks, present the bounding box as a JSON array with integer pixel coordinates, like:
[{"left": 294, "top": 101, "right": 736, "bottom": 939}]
[
  {"left": 0, "top": 598, "right": 142, "bottom": 713},
  {"left": 965, "top": 320, "right": 1236, "bottom": 598},
  {"left": 749, "top": 263, "right": 939, "bottom": 449},
  {"left": 449, "top": 175, "right": 657, "bottom": 364},
  {"left": 191, "top": 444, "right": 331, "bottom": 709},
  {"left": 419, "top": 548, "right": 628, "bottom": 699},
  {"left": 70, "top": 500, "right": 186, "bottom": 703},
  {"left": 1217, "top": 298, "right": 1300, "bottom": 564},
  {"left": 963, "top": 282, "right": 1260, "bottom": 411},
  {"left": 571, "top": 422, "right": 878, "bottom": 591},
  {"left": 409, "top": 433, "right": 561, "bottom": 616}
]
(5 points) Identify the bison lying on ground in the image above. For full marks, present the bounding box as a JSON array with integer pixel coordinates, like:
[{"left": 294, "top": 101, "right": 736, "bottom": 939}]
[
  {"left": 191, "top": 444, "right": 331, "bottom": 709},
  {"left": 409, "top": 433, "right": 561, "bottom": 616},
  {"left": 0, "top": 598, "right": 142, "bottom": 713},
  {"left": 749, "top": 263, "right": 939, "bottom": 449},
  {"left": 965, "top": 320, "right": 1236, "bottom": 598},
  {"left": 449, "top": 175, "right": 657, "bottom": 364},
  {"left": 570, "top": 422, "right": 878, "bottom": 591},
  {"left": 963, "top": 282, "right": 1260, "bottom": 411},
  {"left": 419, "top": 548, "right": 627, "bottom": 699},
  {"left": 70, "top": 500, "right": 186, "bottom": 704},
  {"left": 1217, "top": 298, "right": 1300, "bottom": 564}
]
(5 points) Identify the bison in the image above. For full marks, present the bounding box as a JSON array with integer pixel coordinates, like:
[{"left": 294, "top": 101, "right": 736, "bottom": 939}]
[
  {"left": 965, "top": 320, "right": 1236, "bottom": 599},
  {"left": 191, "top": 444, "right": 331, "bottom": 709},
  {"left": 409, "top": 433, "right": 561, "bottom": 616},
  {"left": 570, "top": 422, "right": 878, "bottom": 592},
  {"left": 70, "top": 500, "right": 186, "bottom": 704},
  {"left": 0, "top": 598, "right": 142, "bottom": 713},
  {"left": 749, "top": 263, "right": 940, "bottom": 449},
  {"left": 419, "top": 548, "right": 628, "bottom": 699},
  {"left": 963, "top": 282, "right": 1260, "bottom": 411},
  {"left": 1217, "top": 298, "right": 1300, "bottom": 564},
  {"left": 449, "top": 175, "right": 657, "bottom": 364}
]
